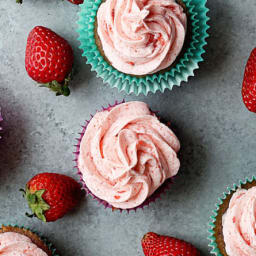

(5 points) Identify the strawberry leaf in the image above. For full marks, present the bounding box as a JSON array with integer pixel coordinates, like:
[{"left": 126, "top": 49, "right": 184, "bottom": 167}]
[
  {"left": 39, "top": 71, "right": 72, "bottom": 97},
  {"left": 24, "top": 188, "right": 50, "bottom": 222}
]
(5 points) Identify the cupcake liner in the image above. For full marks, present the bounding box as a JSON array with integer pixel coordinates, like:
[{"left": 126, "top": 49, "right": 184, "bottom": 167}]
[
  {"left": 0, "top": 224, "right": 59, "bottom": 256},
  {"left": 77, "top": 0, "right": 210, "bottom": 95},
  {"left": 208, "top": 176, "right": 256, "bottom": 256},
  {"left": 73, "top": 100, "right": 175, "bottom": 212}
]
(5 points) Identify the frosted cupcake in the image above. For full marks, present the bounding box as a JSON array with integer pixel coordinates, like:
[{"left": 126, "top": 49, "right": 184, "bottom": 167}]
[
  {"left": 0, "top": 225, "right": 58, "bottom": 255},
  {"left": 209, "top": 177, "right": 256, "bottom": 256},
  {"left": 96, "top": 0, "right": 187, "bottom": 76},
  {"left": 75, "top": 101, "right": 180, "bottom": 210},
  {"left": 77, "top": 0, "right": 209, "bottom": 95}
]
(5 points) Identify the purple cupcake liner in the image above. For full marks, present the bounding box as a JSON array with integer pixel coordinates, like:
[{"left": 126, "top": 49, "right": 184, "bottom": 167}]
[
  {"left": 74, "top": 100, "right": 175, "bottom": 212},
  {"left": 0, "top": 109, "right": 3, "bottom": 139}
]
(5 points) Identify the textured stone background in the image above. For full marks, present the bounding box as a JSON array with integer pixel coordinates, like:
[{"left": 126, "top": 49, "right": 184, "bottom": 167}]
[{"left": 0, "top": 1, "right": 256, "bottom": 255}]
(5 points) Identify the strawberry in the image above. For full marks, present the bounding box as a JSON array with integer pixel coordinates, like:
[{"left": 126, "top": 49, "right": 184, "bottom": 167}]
[
  {"left": 67, "top": 0, "right": 84, "bottom": 4},
  {"left": 25, "top": 26, "right": 74, "bottom": 96},
  {"left": 21, "top": 173, "right": 83, "bottom": 222},
  {"left": 141, "top": 232, "right": 200, "bottom": 256},
  {"left": 242, "top": 48, "right": 256, "bottom": 113}
]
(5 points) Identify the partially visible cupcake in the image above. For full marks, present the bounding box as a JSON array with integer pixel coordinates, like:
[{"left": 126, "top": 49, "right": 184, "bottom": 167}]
[
  {"left": 0, "top": 109, "right": 3, "bottom": 139},
  {"left": 209, "top": 177, "right": 256, "bottom": 256},
  {"left": 0, "top": 225, "right": 58, "bottom": 255},
  {"left": 77, "top": 0, "right": 209, "bottom": 95},
  {"left": 75, "top": 101, "right": 180, "bottom": 210}
]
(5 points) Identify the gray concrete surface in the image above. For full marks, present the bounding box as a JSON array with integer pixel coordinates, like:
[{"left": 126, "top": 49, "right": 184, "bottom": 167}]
[{"left": 0, "top": 0, "right": 256, "bottom": 255}]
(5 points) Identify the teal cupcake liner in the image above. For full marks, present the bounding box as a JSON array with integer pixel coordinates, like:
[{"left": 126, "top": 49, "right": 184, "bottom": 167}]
[
  {"left": 77, "top": 0, "right": 210, "bottom": 95},
  {"left": 0, "top": 224, "right": 59, "bottom": 256},
  {"left": 208, "top": 176, "right": 256, "bottom": 256}
]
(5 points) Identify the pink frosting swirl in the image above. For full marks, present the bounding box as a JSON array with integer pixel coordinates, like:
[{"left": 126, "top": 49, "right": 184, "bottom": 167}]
[
  {"left": 222, "top": 187, "right": 256, "bottom": 256},
  {"left": 0, "top": 232, "right": 48, "bottom": 256},
  {"left": 97, "top": 0, "right": 187, "bottom": 75},
  {"left": 78, "top": 101, "right": 180, "bottom": 209}
]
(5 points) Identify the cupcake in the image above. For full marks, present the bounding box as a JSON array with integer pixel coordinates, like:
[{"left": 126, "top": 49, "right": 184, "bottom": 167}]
[
  {"left": 0, "top": 225, "right": 58, "bottom": 255},
  {"left": 75, "top": 101, "right": 180, "bottom": 210},
  {"left": 208, "top": 177, "right": 256, "bottom": 256},
  {"left": 77, "top": 0, "right": 209, "bottom": 95},
  {"left": 96, "top": 0, "right": 187, "bottom": 76}
]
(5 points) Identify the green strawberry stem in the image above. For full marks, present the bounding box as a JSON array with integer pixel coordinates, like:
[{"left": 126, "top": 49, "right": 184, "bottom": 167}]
[
  {"left": 21, "top": 187, "right": 50, "bottom": 222},
  {"left": 39, "top": 71, "right": 72, "bottom": 97},
  {"left": 16, "top": 0, "right": 23, "bottom": 3}
]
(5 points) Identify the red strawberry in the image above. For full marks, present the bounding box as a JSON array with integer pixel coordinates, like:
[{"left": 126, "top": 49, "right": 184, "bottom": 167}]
[
  {"left": 21, "top": 173, "right": 83, "bottom": 222},
  {"left": 141, "top": 232, "right": 200, "bottom": 256},
  {"left": 242, "top": 48, "right": 256, "bottom": 113},
  {"left": 25, "top": 26, "right": 74, "bottom": 96},
  {"left": 67, "top": 0, "right": 84, "bottom": 4}
]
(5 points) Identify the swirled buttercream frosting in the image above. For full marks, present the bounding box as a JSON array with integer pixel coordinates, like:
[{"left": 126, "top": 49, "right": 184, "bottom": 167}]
[
  {"left": 78, "top": 101, "right": 180, "bottom": 209},
  {"left": 222, "top": 187, "right": 256, "bottom": 256},
  {"left": 97, "top": 0, "right": 187, "bottom": 75},
  {"left": 0, "top": 232, "right": 48, "bottom": 256}
]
